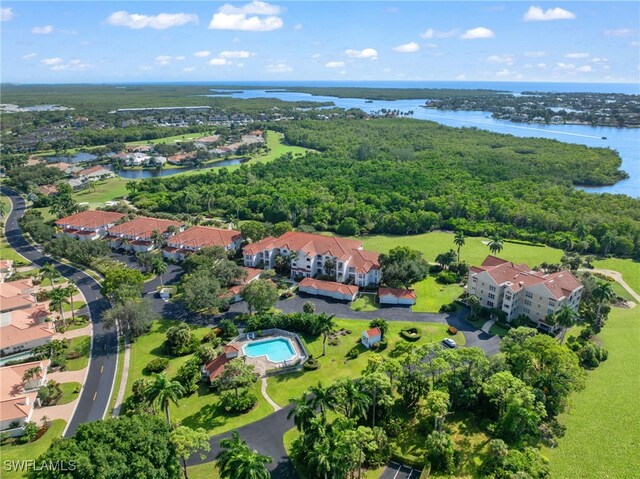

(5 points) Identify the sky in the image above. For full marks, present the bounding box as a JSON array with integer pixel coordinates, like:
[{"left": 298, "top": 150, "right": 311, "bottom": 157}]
[{"left": 1, "top": 1, "right": 639, "bottom": 84}]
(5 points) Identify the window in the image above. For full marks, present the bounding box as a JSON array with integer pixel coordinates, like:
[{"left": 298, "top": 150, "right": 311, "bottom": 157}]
[
  {"left": 488, "top": 293, "right": 496, "bottom": 300},
  {"left": 487, "top": 301, "right": 494, "bottom": 307},
  {"left": 524, "top": 299, "right": 532, "bottom": 306},
  {"left": 523, "top": 307, "right": 530, "bottom": 314},
  {"left": 489, "top": 285, "right": 496, "bottom": 292},
  {"left": 548, "top": 299, "right": 556, "bottom": 307},
  {"left": 525, "top": 291, "right": 533, "bottom": 299},
  {"left": 547, "top": 308, "right": 554, "bottom": 315},
  {"left": 505, "top": 293, "right": 512, "bottom": 300}
]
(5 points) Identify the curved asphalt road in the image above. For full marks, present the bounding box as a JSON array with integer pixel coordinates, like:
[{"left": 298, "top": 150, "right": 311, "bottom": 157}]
[{"left": 1, "top": 187, "right": 118, "bottom": 438}]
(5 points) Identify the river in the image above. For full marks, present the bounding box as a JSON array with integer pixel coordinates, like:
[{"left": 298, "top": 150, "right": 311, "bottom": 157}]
[{"left": 207, "top": 88, "right": 640, "bottom": 197}]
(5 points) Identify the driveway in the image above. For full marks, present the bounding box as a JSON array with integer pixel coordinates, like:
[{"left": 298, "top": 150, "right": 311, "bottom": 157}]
[{"left": 1, "top": 187, "right": 118, "bottom": 438}]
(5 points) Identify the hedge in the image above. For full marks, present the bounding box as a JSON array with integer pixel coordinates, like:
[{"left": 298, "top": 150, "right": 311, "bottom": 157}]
[{"left": 400, "top": 328, "right": 422, "bottom": 342}]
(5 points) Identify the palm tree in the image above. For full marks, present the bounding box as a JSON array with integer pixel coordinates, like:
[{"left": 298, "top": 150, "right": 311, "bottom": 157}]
[
  {"left": 488, "top": 234, "right": 504, "bottom": 256},
  {"left": 316, "top": 313, "right": 336, "bottom": 357},
  {"left": 202, "top": 190, "right": 216, "bottom": 212},
  {"left": 592, "top": 280, "right": 616, "bottom": 321},
  {"left": 150, "top": 229, "right": 165, "bottom": 250},
  {"left": 337, "top": 380, "right": 371, "bottom": 420},
  {"left": 152, "top": 258, "right": 167, "bottom": 286},
  {"left": 552, "top": 305, "right": 579, "bottom": 344},
  {"left": 453, "top": 231, "right": 466, "bottom": 262},
  {"left": 600, "top": 231, "right": 616, "bottom": 256},
  {"left": 307, "top": 383, "right": 333, "bottom": 417},
  {"left": 144, "top": 373, "right": 185, "bottom": 426},
  {"left": 64, "top": 282, "right": 79, "bottom": 324},
  {"left": 216, "top": 431, "right": 272, "bottom": 479},
  {"left": 42, "top": 263, "right": 60, "bottom": 287},
  {"left": 48, "top": 287, "right": 70, "bottom": 328},
  {"left": 22, "top": 366, "right": 43, "bottom": 384},
  {"left": 287, "top": 392, "right": 315, "bottom": 432},
  {"left": 466, "top": 294, "right": 481, "bottom": 318}
]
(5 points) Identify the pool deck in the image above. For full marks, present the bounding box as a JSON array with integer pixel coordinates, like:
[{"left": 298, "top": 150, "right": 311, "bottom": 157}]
[{"left": 232, "top": 333, "right": 307, "bottom": 377}]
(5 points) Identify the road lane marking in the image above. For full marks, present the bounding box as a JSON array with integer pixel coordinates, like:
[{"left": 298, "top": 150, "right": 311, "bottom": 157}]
[
  {"left": 100, "top": 365, "right": 104, "bottom": 374},
  {"left": 93, "top": 392, "right": 97, "bottom": 401}
]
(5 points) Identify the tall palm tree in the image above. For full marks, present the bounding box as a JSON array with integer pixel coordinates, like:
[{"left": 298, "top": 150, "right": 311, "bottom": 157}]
[
  {"left": 316, "top": 313, "right": 336, "bottom": 357},
  {"left": 466, "top": 294, "right": 481, "bottom": 318},
  {"left": 22, "top": 366, "right": 43, "bottom": 384},
  {"left": 337, "top": 379, "right": 371, "bottom": 420},
  {"left": 453, "top": 231, "right": 466, "bottom": 262},
  {"left": 202, "top": 190, "right": 216, "bottom": 212},
  {"left": 552, "top": 305, "right": 579, "bottom": 344},
  {"left": 287, "top": 392, "right": 315, "bottom": 432},
  {"left": 144, "top": 373, "right": 185, "bottom": 426},
  {"left": 42, "top": 263, "right": 60, "bottom": 287},
  {"left": 600, "top": 231, "right": 616, "bottom": 256},
  {"left": 488, "top": 234, "right": 504, "bottom": 256},
  {"left": 48, "top": 287, "right": 69, "bottom": 328},
  {"left": 152, "top": 257, "right": 167, "bottom": 286},
  {"left": 592, "top": 280, "right": 616, "bottom": 321},
  {"left": 64, "top": 282, "right": 79, "bottom": 324},
  {"left": 150, "top": 229, "right": 165, "bottom": 250},
  {"left": 216, "top": 431, "right": 272, "bottom": 479},
  {"left": 307, "top": 383, "right": 333, "bottom": 417}
]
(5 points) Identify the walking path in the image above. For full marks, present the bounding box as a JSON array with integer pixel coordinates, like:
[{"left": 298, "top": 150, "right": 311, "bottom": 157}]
[
  {"left": 53, "top": 324, "right": 92, "bottom": 340},
  {"left": 260, "top": 377, "right": 282, "bottom": 412},
  {"left": 580, "top": 268, "right": 640, "bottom": 303},
  {"left": 481, "top": 319, "right": 496, "bottom": 334},
  {"left": 112, "top": 339, "right": 131, "bottom": 416}
]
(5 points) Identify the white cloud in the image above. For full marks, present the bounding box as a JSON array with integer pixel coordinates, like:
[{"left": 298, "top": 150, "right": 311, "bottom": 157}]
[
  {"left": 50, "top": 59, "right": 93, "bottom": 71},
  {"left": 460, "top": 27, "right": 495, "bottom": 40},
  {"left": 183, "top": 67, "right": 196, "bottom": 72},
  {"left": 456, "top": 74, "right": 467, "bottom": 80},
  {"left": 487, "top": 54, "right": 515, "bottom": 65},
  {"left": 495, "top": 68, "right": 514, "bottom": 77},
  {"left": 393, "top": 42, "right": 420, "bottom": 53},
  {"left": 603, "top": 28, "right": 636, "bottom": 37},
  {"left": 1, "top": 7, "right": 14, "bottom": 21},
  {"left": 555, "top": 62, "right": 592, "bottom": 73},
  {"left": 311, "top": 53, "right": 321, "bottom": 59},
  {"left": 209, "top": 1, "right": 283, "bottom": 31},
  {"left": 265, "top": 62, "right": 292, "bottom": 73},
  {"left": 293, "top": 23, "right": 303, "bottom": 30},
  {"left": 524, "top": 51, "right": 546, "bottom": 57},
  {"left": 537, "top": 63, "right": 548, "bottom": 69},
  {"left": 345, "top": 48, "right": 378, "bottom": 59},
  {"left": 325, "top": 61, "right": 345, "bottom": 68},
  {"left": 630, "top": 41, "right": 639, "bottom": 48},
  {"left": 523, "top": 6, "right": 576, "bottom": 22},
  {"left": 41, "top": 57, "right": 63, "bottom": 65},
  {"left": 576, "top": 65, "right": 592, "bottom": 73},
  {"left": 419, "top": 28, "right": 457, "bottom": 39},
  {"left": 176, "top": 56, "right": 186, "bottom": 61},
  {"left": 219, "top": 50, "right": 252, "bottom": 58},
  {"left": 194, "top": 51, "right": 211, "bottom": 58},
  {"left": 106, "top": 11, "right": 198, "bottom": 29},
  {"left": 139, "top": 65, "right": 153, "bottom": 71},
  {"left": 591, "top": 57, "right": 607, "bottom": 63},
  {"left": 209, "top": 58, "right": 230, "bottom": 66},
  {"left": 155, "top": 55, "right": 173, "bottom": 66},
  {"left": 565, "top": 52, "right": 589, "bottom": 59},
  {"left": 23, "top": 53, "right": 38, "bottom": 60},
  {"left": 32, "top": 25, "right": 54, "bottom": 34}
]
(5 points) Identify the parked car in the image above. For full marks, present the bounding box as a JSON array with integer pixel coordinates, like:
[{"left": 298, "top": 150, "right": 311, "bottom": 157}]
[{"left": 442, "top": 338, "right": 457, "bottom": 348}]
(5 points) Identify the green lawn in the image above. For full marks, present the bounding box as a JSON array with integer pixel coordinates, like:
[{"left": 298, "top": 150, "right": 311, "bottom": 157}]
[
  {"left": 62, "top": 301, "right": 86, "bottom": 312},
  {"left": 186, "top": 463, "right": 221, "bottom": 479},
  {"left": 266, "top": 319, "right": 465, "bottom": 407},
  {"left": 545, "top": 306, "right": 640, "bottom": 478},
  {"left": 593, "top": 257, "right": 640, "bottom": 295},
  {"left": 0, "top": 420, "right": 66, "bottom": 479},
  {"left": 362, "top": 231, "right": 564, "bottom": 268},
  {"left": 350, "top": 294, "right": 379, "bottom": 312},
  {"left": 57, "top": 381, "right": 81, "bottom": 405},
  {"left": 66, "top": 335, "right": 91, "bottom": 371},
  {"left": 124, "top": 319, "right": 273, "bottom": 436},
  {"left": 412, "top": 276, "right": 463, "bottom": 313},
  {"left": 127, "top": 131, "right": 215, "bottom": 146},
  {"left": 611, "top": 281, "right": 635, "bottom": 303},
  {"left": 72, "top": 177, "right": 131, "bottom": 209}
]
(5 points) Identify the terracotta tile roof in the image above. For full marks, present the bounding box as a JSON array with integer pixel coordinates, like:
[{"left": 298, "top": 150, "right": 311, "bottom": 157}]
[
  {"left": 37, "top": 184, "right": 58, "bottom": 196},
  {"left": 365, "top": 327, "right": 381, "bottom": 338},
  {"left": 349, "top": 249, "right": 380, "bottom": 273},
  {"left": 0, "top": 305, "right": 53, "bottom": 350},
  {"left": 0, "top": 260, "right": 14, "bottom": 270},
  {"left": 243, "top": 232, "right": 362, "bottom": 260},
  {"left": 0, "top": 280, "right": 36, "bottom": 312},
  {"left": 299, "top": 277, "right": 359, "bottom": 296},
  {"left": 203, "top": 354, "right": 230, "bottom": 381},
  {"left": 56, "top": 210, "right": 124, "bottom": 230},
  {"left": 47, "top": 162, "right": 70, "bottom": 172},
  {"left": 224, "top": 344, "right": 239, "bottom": 353},
  {"left": 481, "top": 255, "right": 510, "bottom": 268},
  {"left": 167, "top": 153, "right": 196, "bottom": 163},
  {"left": 242, "top": 236, "right": 277, "bottom": 255},
  {"left": 378, "top": 287, "right": 417, "bottom": 300},
  {"left": 107, "top": 217, "right": 184, "bottom": 240},
  {"left": 0, "top": 392, "right": 36, "bottom": 421},
  {"left": 542, "top": 271, "right": 583, "bottom": 300},
  {"left": 167, "top": 226, "right": 241, "bottom": 250},
  {"left": 1, "top": 359, "right": 50, "bottom": 401},
  {"left": 79, "top": 165, "right": 112, "bottom": 176}
]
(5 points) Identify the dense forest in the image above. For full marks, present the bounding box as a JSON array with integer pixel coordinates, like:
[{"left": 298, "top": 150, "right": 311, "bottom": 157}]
[{"left": 127, "top": 119, "right": 639, "bottom": 257}]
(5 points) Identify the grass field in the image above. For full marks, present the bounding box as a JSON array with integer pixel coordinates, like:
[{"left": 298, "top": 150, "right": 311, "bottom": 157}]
[
  {"left": 0, "top": 419, "right": 66, "bottom": 479},
  {"left": 66, "top": 335, "right": 91, "bottom": 371},
  {"left": 57, "top": 381, "right": 81, "bottom": 405},
  {"left": 127, "top": 131, "right": 215, "bottom": 146},
  {"left": 545, "top": 306, "right": 640, "bottom": 478},
  {"left": 124, "top": 319, "right": 273, "bottom": 436},
  {"left": 412, "top": 276, "right": 463, "bottom": 313},
  {"left": 266, "top": 318, "right": 464, "bottom": 407},
  {"left": 350, "top": 294, "right": 379, "bottom": 312},
  {"left": 593, "top": 257, "right": 640, "bottom": 295},
  {"left": 72, "top": 177, "right": 131, "bottom": 209},
  {"left": 186, "top": 463, "right": 221, "bottom": 479},
  {"left": 362, "top": 231, "right": 564, "bottom": 268}
]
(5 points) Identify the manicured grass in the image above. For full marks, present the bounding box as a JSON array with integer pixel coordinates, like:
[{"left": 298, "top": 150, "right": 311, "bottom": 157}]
[
  {"left": 266, "top": 319, "right": 465, "bottom": 407},
  {"left": 593, "top": 257, "right": 640, "bottom": 295},
  {"left": 350, "top": 294, "right": 379, "bottom": 312},
  {"left": 0, "top": 419, "right": 66, "bottom": 479},
  {"left": 362, "top": 232, "right": 564, "bottom": 269},
  {"left": 66, "top": 335, "right": 91, "bottom": 371},
  {"left": 412, "top": 276, "right": 463, "bottom": 313},
  {"left": 124, "top": 319, "right": 273, "bottom": 436},
  {"left": 186, "top": 463, "right": 221, "bottom": 479},
  {"left": 72, "top": 177, "right": 131, "bottom": 209},
  {"left": 62, "top": 301, "right": 86, "bottom": 312},
  {"left": 545, "top": 306, "right": 640, "bottom": 478},
  {"left": 30, "top": 206, "right": 56, "bottom": 222},
  {"left": 611, "top": 281, "right": 635, "bottom": 303},
  {"left": 108, "top": 336, "right": 126, "bottom": 415},
  {"left": 127, "top": 131, "right": 215, "bottom": 146},
  {"left": 57, "top": 381, "right": 81, "bottom": 405}
]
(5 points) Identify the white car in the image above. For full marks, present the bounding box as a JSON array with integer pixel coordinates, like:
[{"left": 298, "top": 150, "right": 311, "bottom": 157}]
[{"left": 442, "top": 338, "right": 457, "bottom": 348}]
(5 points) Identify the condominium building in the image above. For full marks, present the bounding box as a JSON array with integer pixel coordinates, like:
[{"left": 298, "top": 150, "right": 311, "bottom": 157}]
[
  {"left": 467, "top": 255, "right": 583, "bottom": 331},
  {"left": 107, "top": 217, "right": 185, "bottom": 253},
  {"left": 163, "top": 226, "right": 242, "bottom": 261},
  {"left": 55, "top": 210, "right": 125, "bottom": 241}
]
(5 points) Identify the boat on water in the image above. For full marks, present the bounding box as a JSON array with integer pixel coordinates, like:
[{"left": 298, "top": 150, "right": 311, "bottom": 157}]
[{"left": 602, "top": 136, "right": 607, "bottom": 139}]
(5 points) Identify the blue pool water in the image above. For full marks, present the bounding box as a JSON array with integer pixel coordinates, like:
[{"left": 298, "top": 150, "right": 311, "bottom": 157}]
[{"left": 242, "top": 338, "right": 296, "bottom": 363}]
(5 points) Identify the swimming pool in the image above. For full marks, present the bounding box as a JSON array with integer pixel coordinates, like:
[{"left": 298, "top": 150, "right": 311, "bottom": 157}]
[{"left": 242, "top": 337, "right": 296, "bottom": 363}]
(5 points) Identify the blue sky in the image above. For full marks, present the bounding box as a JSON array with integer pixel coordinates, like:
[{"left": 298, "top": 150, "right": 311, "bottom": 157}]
[{"left": 1, "top": 1, "right": 638, "bottom": 83}]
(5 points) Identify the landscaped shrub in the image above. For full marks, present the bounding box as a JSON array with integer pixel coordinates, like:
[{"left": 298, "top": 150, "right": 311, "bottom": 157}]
[
  {"left": 145, "top": 357, "right": 169, "bottom": 373},
  {"left": 173, "top": 358, "right": 201, "bottom": 394},
  {"left": 217, "top": 319, "right": 238, "bottom": 339},
  {"left": 447, "top": 326, "right": 458, "bottom": 335},
  {"left": 303, "top": 358, "right": 320, "bottom": 371},
  {"left": 165, "top": 323, "right": 198, "bottom": 356},
  {"left": 346, "top": 347, "right": 360, "bottom": 360},
  {"left": 195, "top": 344, "right": 218, "bottom": 364},
  {"left": 376, "top": 339, "right": 388, "bottom": 352},
  {"left": 219, "top": 389, "right": 257, "bottom": 413},
  {"left": 37, "top": 381, "right": 62, "bottom": 406},
  {"left": 400, "top": 328, "right": 422, "bottom": 341},
  {"left": 202, "top": 330, "right": 222, "bottom": 348},
  {"left": 436, "top": 271, "right": 459, "bottom": 285},
  {"left": 384, "top": 416, "right": 403, "bottom": 438},
  {"left": 440, "top": 302, "right": 458, "bottom": 313},
  {"left": 578, "top": 342, "right": 609, "bottom": 368}
]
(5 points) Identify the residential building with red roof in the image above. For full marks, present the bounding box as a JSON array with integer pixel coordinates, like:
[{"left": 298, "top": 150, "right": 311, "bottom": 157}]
[
  {"left": 378, "top": 288, "right": 417, "bottom": 306},
  {"left": 107, "top": 217, "right": 185, "bottom": 253},
  {"left": 163, "top": 226, "right": 242, "bottom": 262},
  {"left": 221, "top": 267, "right": 263, "bottom": 303},
  {"left": 243, "top": 232, "right": 380, "bottom": 286},
  {"left": 202, "top": 344, "right": 240, "bottom": 382},
  {"left": 77, "top": 165, "right": 114, "bottom": 181},
  {"left": 468, "top": 255, "right": 583, "bottom": 331},
  {"left": 37, "top": 184, "right": 58, "bottom": 197},
  {"left": 55, "top": 210, "right": 125, "bottom": 241},
  {"left": 298, "top": 277, "right": 359, "bottom": 301},
  {"left": 361, "top": 327, "right": 382, "bottom": 348},
  {"left": 0, "top": 359, "right": 50, "bottom": 435},
  {"left": 47, "top": 162, "right": 71, "bottom": 173}
]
